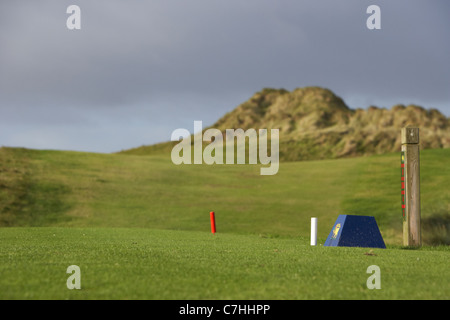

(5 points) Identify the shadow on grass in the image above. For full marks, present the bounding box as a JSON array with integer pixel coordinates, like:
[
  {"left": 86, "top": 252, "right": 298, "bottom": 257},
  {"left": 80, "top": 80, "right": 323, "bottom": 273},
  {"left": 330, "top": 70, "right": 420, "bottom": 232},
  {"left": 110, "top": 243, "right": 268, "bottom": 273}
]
[{"left": 422, "top": 210, "right": 450, "bottom": 246}]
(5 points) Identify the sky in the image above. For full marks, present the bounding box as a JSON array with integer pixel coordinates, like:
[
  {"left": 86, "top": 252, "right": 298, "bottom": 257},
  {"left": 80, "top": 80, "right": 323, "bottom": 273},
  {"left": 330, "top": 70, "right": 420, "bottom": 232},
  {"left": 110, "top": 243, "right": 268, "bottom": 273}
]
[{"left": 0, "top": 0, "right": 449, "bottom": 153}]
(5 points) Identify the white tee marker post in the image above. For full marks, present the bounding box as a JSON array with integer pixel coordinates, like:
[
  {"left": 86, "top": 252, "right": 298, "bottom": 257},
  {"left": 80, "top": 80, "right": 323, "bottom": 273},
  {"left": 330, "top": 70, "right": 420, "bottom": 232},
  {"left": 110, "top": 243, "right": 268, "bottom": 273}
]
[
  {"left": 401, "top": 127, "right": 421, "bottom": 247},
  {"left": 310, "top": 217, "right": 317, "bottom": 246}
]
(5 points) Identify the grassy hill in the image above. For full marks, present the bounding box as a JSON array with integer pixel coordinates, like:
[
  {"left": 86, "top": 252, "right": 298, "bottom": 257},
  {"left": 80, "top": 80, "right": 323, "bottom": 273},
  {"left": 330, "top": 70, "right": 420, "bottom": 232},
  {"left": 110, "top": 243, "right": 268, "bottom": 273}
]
[
  {"left": 1, "top": 146, "right": 449, "bottom": 299},
  {"left": 1, "top": 146, "right": 449, "bottom": 244},
  {"left": 121, "top": 87, "right": 450, "bottom": 162}
]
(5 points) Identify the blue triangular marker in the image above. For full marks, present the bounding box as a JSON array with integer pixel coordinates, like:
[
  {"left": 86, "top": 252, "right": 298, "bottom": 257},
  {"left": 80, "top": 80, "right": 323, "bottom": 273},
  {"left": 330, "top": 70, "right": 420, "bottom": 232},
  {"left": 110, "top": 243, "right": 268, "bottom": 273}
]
[{"left": 324, "top": 215, "right": 386, "bottom": 248}]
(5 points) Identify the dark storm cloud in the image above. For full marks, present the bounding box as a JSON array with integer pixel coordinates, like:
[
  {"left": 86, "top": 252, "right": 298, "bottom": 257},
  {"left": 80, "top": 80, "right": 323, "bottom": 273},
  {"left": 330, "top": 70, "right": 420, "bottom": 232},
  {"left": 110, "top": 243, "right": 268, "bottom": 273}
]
[{"left": 0, "top": 0, "right": 449, "bottom": 152}]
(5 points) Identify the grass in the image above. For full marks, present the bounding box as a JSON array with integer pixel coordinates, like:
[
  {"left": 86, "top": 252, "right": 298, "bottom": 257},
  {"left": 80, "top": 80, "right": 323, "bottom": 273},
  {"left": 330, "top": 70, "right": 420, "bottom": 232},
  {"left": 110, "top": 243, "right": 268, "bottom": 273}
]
[
  {"left": 2, "top": 147, "right": 449, "bottom": 243},
  {"left": 0, "top": 146, "right": 449, "bottom": 299},
  {"left": 0, "top": 227, "right": 448, "bottom": 300}
]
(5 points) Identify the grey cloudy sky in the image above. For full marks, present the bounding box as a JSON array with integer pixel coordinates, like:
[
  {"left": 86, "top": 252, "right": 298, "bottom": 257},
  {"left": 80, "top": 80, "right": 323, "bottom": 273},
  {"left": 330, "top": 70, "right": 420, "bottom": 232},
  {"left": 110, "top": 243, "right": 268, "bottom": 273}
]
[{"left": 0, "top": 0, "right": 449, "bottom": 153}]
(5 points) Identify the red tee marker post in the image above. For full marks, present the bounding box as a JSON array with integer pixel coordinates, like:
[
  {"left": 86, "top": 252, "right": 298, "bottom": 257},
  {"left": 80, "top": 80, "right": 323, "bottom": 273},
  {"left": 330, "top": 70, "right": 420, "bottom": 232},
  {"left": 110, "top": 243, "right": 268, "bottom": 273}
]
[
  {"left": 401, "top": 127, "right": 421, "bottom": 247},
  {"left": 210, "top": 211, "right": 216, "bottom": 234}
]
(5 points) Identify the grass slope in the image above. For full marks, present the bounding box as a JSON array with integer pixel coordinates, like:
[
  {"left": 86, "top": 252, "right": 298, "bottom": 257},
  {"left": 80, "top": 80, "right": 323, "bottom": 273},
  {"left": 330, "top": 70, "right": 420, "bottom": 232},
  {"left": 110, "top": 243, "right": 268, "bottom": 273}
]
[
  {"left": 0, "top": 147, "right": 449, "bottom": 299},
  {"left": 0, "top": 227, "right": 448, "bottom": 300},
  {"left": 1, "top": 147, "right": 449, "bottom": 243}
]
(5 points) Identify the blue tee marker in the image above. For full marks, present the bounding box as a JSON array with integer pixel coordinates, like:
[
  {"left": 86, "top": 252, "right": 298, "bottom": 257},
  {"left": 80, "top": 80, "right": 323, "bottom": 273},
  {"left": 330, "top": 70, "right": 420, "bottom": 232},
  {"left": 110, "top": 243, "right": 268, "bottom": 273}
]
[{"left": 324, "top": 215, "right": 386, "bottom": 248}]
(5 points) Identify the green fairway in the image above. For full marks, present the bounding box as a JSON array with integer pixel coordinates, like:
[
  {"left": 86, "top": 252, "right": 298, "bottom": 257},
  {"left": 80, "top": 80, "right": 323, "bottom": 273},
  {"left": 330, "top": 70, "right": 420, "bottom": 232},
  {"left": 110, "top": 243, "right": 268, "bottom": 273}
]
[
  {"left": 0, "top": 227, "right": 448, "bottom": 300},
  {"left": 0, "top": 148, "right": 450, "bottom": 244},
  {"left": 0, "top": 147, "right": 449, "bottom": 299},
  {"left": 1, "top": 147, "right": 449, "bottom": 243}
]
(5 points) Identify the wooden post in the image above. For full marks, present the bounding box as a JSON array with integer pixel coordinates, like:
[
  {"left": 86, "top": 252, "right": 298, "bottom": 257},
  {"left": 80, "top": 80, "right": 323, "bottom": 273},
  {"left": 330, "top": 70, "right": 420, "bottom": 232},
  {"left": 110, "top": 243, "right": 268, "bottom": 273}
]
[{"left": 401, "top": 127, "right": 421, "bottom": 246}]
